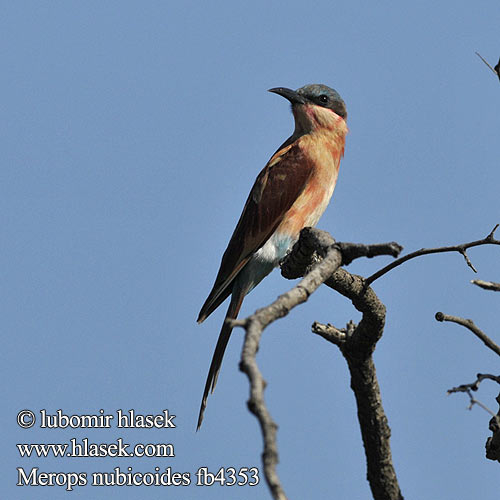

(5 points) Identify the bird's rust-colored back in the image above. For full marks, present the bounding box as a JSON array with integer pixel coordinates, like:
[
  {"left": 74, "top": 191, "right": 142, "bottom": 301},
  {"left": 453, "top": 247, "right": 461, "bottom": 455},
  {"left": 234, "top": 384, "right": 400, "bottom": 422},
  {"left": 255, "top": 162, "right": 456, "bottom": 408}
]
[{"left": 197, "top": 142, "right": 315, "bottom": 324}]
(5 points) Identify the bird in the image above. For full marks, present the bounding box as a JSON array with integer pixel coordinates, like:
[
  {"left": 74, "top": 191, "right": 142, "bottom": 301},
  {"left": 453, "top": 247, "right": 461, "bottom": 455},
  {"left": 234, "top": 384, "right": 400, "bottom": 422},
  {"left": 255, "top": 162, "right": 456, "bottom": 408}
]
[{"left": 197, "top": 84, "right": 348, "bottom": 429}]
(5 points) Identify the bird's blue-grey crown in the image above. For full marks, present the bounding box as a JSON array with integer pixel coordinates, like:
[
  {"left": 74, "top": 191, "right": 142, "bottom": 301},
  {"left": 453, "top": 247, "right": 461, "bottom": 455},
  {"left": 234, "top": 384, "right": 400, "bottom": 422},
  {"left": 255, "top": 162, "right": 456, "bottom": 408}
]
[{"left": 269, "top": 83, "right": 347, "bottom": 119}]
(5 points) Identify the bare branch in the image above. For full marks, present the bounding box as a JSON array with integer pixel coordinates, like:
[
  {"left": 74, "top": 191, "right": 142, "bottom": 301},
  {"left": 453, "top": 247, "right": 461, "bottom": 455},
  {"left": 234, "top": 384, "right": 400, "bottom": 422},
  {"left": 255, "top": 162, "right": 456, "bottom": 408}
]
[
  {"left": 447, "top": 373, "right": 500, "bottom": 394},
  {"left": 311, "top": 321, "right": 348, "bottom": 345},
  {"left": 465, "top": 393, "right": 497, "bottom": 418},
  {"left": 238, "top": 316, "right": 285, "bottom": 500},
  {"left": 448, "top": 374, "right": 500, "bottom": 416},
  {"left": 471, "top": 279, "right": 500, "bottom": 292},
  {"left": 486, "top": 393, "right": 500, "bottom": 463},
  {"left": 234, "top": 228, "right": 403, "bottom": 499},
  {"left": 284, "top": 229, "right": 403, "bottom": 500},
  {"left": 319, "top": 272, "right": 403, "bottom": 499},
  {"left": 281, "top": 227, "right": 403, "bottom": 279},
  {"left": 236, "top": 225, "right": 500, "bottom": 496},
  {"left": 435, "top": 312, "right": 500, "bottom": 357},
  {"left": 366, "top": 224, "right": 500, "bottom": 286},
  {"left": 337, "top": 241, "right": 403, "bottom": 266},
  {"left": 475, "top": 51, "right": 500, "bottom": 80},
  {"left": 235, "top": 233, "right": 345, "bottom": 500},
  {"left": 447, "top": 375, "right": 500, "bottom": 463}
]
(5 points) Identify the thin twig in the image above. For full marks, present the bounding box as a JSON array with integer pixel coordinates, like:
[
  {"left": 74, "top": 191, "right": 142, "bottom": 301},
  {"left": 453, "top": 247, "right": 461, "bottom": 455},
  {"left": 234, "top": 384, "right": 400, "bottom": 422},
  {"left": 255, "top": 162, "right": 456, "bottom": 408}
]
[
  {"left": 447, "top": 373, "right": 500, "bottom": 394},
  {"left": 471, "top": 279, "right": 500, "bottom": 292},
  {"left": 435, "top": 312, "right": 500, "bottom": 357},
  {"left": 447, "top": 374, "right": 500, "bottom": 460},
  {"left": 475, "top": 51, "right": 498, "bottom": 74},
  {"left": 465, "top": 390, "right": 497, "bottom": 418},
  {"left": 448, "top": 373, "right": 500, "bottom": 417},
  {"left": 366, "top": 224, "right": 500, "bottom": 286}
]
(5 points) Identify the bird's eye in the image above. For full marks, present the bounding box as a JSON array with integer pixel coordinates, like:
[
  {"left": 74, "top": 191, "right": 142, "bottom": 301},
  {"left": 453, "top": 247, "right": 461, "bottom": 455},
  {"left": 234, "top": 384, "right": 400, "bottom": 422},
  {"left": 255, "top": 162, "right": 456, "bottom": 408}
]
[{"left": 319, "top": 94, "right": 329, "bottom": 104}]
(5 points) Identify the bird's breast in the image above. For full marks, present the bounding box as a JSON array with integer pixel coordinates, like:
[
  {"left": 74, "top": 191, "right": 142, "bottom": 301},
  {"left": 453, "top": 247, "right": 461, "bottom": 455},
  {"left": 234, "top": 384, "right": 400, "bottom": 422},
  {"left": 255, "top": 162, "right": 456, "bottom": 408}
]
[{"left": 276, "top": 131, "right": 345, "bottom": 237}]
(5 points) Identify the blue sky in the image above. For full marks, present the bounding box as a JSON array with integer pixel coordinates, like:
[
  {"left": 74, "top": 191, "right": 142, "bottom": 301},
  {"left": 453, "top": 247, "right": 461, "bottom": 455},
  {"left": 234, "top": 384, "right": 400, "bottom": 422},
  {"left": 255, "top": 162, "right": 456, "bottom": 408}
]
[{"left": 2, "top": 1, "right": 499, "bottom": 499}]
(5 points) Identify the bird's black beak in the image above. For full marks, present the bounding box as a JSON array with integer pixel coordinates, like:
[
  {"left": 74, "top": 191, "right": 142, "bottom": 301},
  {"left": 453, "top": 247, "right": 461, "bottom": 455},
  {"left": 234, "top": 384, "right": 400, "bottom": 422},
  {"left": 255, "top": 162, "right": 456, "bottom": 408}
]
[{"left": 268, "top": 87, "right": 306, "bottom": 105}]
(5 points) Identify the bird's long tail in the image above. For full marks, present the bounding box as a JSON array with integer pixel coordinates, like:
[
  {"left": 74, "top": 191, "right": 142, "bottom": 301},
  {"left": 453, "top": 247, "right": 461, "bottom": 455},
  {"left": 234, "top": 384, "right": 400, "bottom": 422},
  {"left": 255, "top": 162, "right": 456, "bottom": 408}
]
[{"left": 197, "top": 290, "right": 245, "bottom": 430}]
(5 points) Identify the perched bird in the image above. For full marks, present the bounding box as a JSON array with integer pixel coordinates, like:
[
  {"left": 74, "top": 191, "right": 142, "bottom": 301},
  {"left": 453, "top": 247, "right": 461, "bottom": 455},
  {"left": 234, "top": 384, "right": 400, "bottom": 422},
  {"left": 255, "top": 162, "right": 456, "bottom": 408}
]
[{"left": 197, "top": 84, "right": 348, "bottom": 429}]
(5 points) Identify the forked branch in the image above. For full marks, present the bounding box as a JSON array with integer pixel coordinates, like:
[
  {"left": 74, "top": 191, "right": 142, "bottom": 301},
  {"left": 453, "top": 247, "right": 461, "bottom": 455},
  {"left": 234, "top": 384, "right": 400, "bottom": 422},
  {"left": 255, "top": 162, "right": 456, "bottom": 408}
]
[
  {"left": 436, "top": 310, "right": 500, "bottom": 463},
  {"left": 366, "top": 224, "right": 499, "bottom": 285},
  {"left": 234, "top": 224, "right": 500, "bottom": 498},
  {"left": 233, "top": 228, "right": 402, "bottom": 500}
]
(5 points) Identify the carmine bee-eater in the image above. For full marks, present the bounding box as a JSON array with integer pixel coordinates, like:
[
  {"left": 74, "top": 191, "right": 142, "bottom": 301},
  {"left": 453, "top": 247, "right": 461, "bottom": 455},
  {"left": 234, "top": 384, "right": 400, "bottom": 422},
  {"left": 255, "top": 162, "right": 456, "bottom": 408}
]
[{"left": 197, "top": 84, "right": 348, "bottom": 429}]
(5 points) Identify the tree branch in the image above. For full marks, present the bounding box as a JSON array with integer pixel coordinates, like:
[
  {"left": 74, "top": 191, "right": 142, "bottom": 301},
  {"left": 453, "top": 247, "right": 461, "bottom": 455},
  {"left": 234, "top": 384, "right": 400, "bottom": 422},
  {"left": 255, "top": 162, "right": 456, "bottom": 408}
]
[
  {"left": 436, "top": 307, "right": 500, "bottom": 463},
  {"left": 435, "top": 312, "right": 500, "bottom": 357},
  {"left": 280, "top": 227, "right": 402, "bottom": 279},
  {"left": 285, "top": 229, "right": 404, "bottom": 500},
  {"left": 471, "top": 279, "right": 500, "bottom": 292},
  {"left": 475, "top": 51, "right": 500, "bottom": 80},
  {"left": 447, "top": 374, "right": 500, "bottom": 463},
  {"left": 486, "top": 393, "right": 500, "bottom": 463},
  {"left": 234, "top": 228, "right": 403, "bottom": 499},
  {"left": 365, "top": 224, "right": 500, "bottom": 286},
  {"left": 235, "top": 233, "right": 344, "bottom": 500},
  {"left": 312, "top": 271, "right": 403, "bottom": 500},
  {"left": 447, "top": 374, "right": 500, "bottom": 417},
  {"left": 447, "top": 373, "right": 500, "bottom": 395},
  {"left": 234, "top": 225, "right": 500, "bottom": 497}
]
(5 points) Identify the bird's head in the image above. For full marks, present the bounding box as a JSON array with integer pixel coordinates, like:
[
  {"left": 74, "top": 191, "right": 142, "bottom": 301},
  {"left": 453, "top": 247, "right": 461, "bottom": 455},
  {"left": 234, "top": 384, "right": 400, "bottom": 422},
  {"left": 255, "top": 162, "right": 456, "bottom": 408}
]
[{"left": 269, "top": 84, "right": 347, "bottom": 135}]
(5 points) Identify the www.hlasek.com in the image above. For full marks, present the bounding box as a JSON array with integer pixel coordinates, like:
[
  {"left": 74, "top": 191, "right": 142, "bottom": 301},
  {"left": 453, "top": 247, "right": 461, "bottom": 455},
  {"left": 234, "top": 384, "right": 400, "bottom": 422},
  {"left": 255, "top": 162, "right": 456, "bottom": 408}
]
[
  {"left": 16, "top": 408, "right": 260, "bottom": 490},
  {"left": 17, "top": 438, "right": 174, "bottom": 458}
]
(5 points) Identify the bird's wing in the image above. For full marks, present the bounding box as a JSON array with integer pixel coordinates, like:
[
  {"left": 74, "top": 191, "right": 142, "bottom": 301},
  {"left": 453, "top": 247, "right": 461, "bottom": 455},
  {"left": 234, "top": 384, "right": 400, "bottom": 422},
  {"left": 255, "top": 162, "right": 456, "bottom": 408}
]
[{"left": 197, "top": 141, "right": 313, "bottom": 322}]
